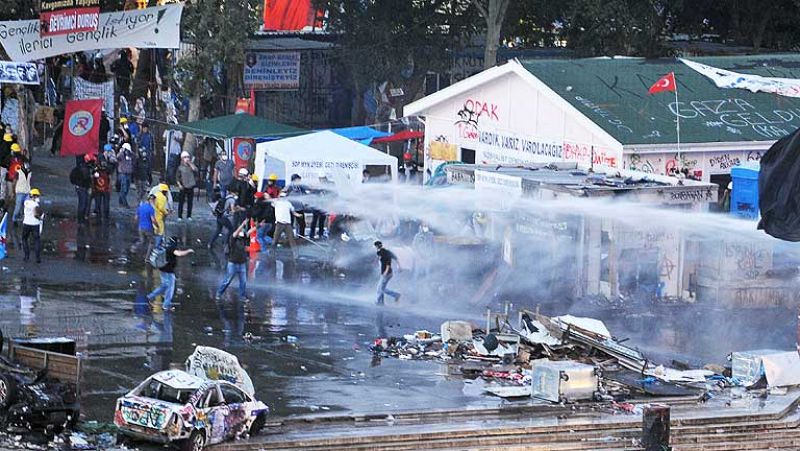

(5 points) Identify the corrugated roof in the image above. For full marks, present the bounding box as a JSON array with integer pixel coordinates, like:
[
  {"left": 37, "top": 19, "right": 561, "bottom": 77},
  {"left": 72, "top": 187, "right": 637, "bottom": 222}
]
[{"left": 520, "top": 55, "right": 800, "bottom": 146}]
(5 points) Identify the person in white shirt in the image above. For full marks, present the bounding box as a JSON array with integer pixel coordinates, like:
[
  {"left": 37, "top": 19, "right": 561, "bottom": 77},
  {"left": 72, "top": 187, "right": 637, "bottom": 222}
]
[
  {"left": 12, "top": 162, "right": 31, "bottom": 223},
  {"left": 22, "top": 188, "right": 43, "bottom": 263},
  {"left": 271, "top": 193, "right": 302, "bottom": 258}
]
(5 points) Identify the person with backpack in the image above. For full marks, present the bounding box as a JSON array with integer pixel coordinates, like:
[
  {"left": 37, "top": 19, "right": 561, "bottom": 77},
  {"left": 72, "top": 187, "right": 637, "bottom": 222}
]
[
  {"left": 208, "top": 191, "right": 236, "bottom": 249},
  {"left": 116, "top": 142, "right": 136, "bottom": 208},
  {"left": 214, "top": 220, "right": 256, "bottom": 300},
  {"left": 147, "top": 236, "right": 194, "bottom": 311}
]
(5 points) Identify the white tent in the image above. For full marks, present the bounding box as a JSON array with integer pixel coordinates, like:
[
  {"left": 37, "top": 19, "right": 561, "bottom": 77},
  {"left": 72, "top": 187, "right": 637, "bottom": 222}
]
[{"left": 255, "top": 130, "right": 398, "bottom": 186}]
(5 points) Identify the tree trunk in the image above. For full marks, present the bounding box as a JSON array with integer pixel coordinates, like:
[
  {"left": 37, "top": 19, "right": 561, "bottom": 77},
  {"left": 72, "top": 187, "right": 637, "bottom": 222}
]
[
  {"left": 475, "top": 0, "right": 510, "bottom": 70},
  {"left": 131, "top": 49, "right": 152, "bottom": 104},
  {"left": 182, "top": 81, "right": 202, "bottom": 155},
  {"left": 752, "top": 10, "right": 771, "bottom": 52}
]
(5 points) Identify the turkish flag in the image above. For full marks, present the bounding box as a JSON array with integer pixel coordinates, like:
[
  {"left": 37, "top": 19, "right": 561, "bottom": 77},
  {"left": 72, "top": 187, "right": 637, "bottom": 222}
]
[
  {"left": 649, "top": 72, "right": 676, "bottom": 94},
  {"left": 61, "top": 99, "right": 102, "bottom": 157}
]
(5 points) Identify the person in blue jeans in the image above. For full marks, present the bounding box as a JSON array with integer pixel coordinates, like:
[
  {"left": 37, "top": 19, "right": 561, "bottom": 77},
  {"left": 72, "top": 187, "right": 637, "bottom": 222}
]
[
  {"left": 147, "top": 236, "right": 194, "bottom": 311},
  {"left": 374, "top": 241, "right": 401, "bottom": 305},
  {"left": 215, "top": 220, "right": 255, "bottom": 300}
]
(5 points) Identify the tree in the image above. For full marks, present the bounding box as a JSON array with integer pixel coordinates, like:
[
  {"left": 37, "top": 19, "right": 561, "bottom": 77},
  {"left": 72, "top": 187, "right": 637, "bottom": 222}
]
[
  {"left": 317, "top": 0, "right": 473, "bottom": 124},
  {"left": 472, "top": 0, "right": 510, "bottom": 69},
  {"left": 176, "top": 0, "right": 261, "bottom": 146},
  {"left": 559, "top": 0, "right": 675, "bottom": 57}
]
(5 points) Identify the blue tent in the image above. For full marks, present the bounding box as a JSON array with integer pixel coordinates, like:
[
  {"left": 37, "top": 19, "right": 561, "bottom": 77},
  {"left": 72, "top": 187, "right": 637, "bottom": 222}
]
[{"left": 328, "top": 126, "right": 391, "bottom": 145}]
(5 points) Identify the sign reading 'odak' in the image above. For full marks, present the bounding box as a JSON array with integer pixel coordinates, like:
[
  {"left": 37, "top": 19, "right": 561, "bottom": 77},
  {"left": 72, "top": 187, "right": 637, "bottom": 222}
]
[
  {"left": 40, "top": 0, "right": 101, "bottom": 37},
  {"left": 0, "top": 4, "right": 182, "bottom": 62}
]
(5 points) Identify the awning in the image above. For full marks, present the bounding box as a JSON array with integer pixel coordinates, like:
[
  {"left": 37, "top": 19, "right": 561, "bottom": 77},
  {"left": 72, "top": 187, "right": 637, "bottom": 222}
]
[
  {"left": 372, "top": 130, "right": 424, "bottom": 143},
  {"left": 329, "top": 126, "right": 391, "bottom": 141},
  {"left": 168, "top": 113, "right": 306, "bottom": 140}
]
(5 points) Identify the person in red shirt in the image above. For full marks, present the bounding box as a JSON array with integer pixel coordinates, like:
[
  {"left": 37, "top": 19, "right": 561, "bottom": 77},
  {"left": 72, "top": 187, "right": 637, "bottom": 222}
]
[
  {"left": 5, "top": 143, "right": 25, "bottom": 205},
  {"left": 265, "top": 173, "right": 281, "bottom": 198}
]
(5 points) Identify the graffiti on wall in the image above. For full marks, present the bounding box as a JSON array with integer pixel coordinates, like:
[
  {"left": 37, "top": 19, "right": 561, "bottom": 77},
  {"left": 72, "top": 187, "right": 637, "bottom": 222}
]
[
  {"left": 455, "top": 98, "right": 500, "bottom": 140},
  {"left": 725, "top": 242, "right": 769, "bottom": 280}
]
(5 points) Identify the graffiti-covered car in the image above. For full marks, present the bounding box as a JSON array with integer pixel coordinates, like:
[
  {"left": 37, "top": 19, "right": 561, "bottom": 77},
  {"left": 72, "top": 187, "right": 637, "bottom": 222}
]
[{"left": 114, "top": 370, "right": 268, "bottom": 451}]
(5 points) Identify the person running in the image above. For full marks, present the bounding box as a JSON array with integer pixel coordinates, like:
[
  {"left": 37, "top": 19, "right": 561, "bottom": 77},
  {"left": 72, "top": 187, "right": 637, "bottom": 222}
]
[
  {"left": 146, "top": 236, "right": 194, "bottom": 311},
  {"left": 176, "top": 151, "right": 198, "bottom": 220},
  {"left": 374, "top": 241, "right": 401, "bottom": 305},
  {"left": 215, "top": 220, "right": 255, "bottom": 300},
  {"left": 134, "top": 194, "right": 157, "bottom": 259},
  {"left": 21, "top": 188, "right": 43, "bottom": 263},
  {"left": 271, "top": 192, "right": 301, "bottom": 258},
  {"left": 208, "top": 191, "right": 236, "bottom": 249}
]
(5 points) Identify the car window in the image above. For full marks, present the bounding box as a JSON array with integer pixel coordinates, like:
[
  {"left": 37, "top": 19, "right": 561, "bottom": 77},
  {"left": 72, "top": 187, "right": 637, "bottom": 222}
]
[
  {"left": 219, "top": 384, "right": 246, "bottom": 405},
  {"left": 156, "top": 385, "right": 194, "bottom": 405}
]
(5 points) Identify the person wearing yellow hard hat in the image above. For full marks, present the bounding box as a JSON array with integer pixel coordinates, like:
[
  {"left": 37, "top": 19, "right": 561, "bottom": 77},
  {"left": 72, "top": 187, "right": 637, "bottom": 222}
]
[
  {"left": 11, "top": 156, "right": 31, "bottom": 223},
  {"left": 265, "top": 173, "right": 281, "bottom": 198},
  {"left": 6, "top": 142, "right": 26, "bottom": 207},
  {"left": 21, "top": 188, "right": 43, "bottom": 263}
]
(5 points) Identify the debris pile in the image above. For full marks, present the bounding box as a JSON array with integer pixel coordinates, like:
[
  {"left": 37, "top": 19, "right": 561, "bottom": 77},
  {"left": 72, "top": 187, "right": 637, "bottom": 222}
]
[{"left": 371, "top": 307, "right": 799, "bottom": 403}]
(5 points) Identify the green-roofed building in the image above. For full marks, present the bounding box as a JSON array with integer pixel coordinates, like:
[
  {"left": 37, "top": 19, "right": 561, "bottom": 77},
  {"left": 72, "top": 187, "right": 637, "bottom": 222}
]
[{"left": 406, "top": 55, "right": 800, "bottom": 186}]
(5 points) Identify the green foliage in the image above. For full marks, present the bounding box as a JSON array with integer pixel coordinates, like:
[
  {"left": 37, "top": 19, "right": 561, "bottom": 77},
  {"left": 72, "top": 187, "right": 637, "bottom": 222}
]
[
  {"left": 176, "top": 0, "right": 262, "bottom": 96},
  {"left": 316, "top": 0, "right": 475, "bottom": 99}
]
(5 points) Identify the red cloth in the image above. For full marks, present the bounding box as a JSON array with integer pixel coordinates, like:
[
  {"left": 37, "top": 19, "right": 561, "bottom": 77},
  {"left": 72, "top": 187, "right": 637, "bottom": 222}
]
[
  {"left": 93, "top": 170, "right": 111, "bottom": 193},
  {"left": 263, "top": 0, "right": 321, "bottom": 31},
  {"left": 233, "top": 138, "right": 254, "bottom": 173},
  {"left": 372, "top": 130, "right": 424, "bottom": 144},
  {"left": 648, "top": 72, "right": 676, "bottom": 94},
  {"left": 266, "top": 184, "right": 281, "bottom": 198},
  {"left": 61, "top": 99, "right": 102, "bottom": 157}
]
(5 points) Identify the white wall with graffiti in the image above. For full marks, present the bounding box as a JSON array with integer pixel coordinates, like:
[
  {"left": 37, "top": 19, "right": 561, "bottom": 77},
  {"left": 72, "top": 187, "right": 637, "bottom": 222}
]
[
  {"left": 623, "top": 148, "right": 764, "bottom": 181},
  {"left": 407, "top": 63, "right": 624, "bottom": 180}
]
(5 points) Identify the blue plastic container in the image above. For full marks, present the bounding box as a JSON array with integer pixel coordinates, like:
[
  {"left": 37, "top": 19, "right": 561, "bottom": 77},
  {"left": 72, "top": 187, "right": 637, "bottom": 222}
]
[{"left": 730, "top": 163, "right": 760, "bottom": 219}]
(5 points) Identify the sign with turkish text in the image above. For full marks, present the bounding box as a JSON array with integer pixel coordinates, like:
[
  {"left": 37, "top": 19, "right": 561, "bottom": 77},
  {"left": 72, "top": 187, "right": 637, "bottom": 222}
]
[
  {"left": 0, "top": 5, "right": 183, "bottom": 62},
  {"left": 233, "top": 138, "right": 254, "bottom": 172},
  {"left": 40, "top": 0, "right": 100, "bottom": 37},
  {"left": 243, "top": 52, "right": 300, "bottom": 90},
  {"left": 61, "top": 98, "right": 101, "bottom": 156},
  {"left": 0, "top": 61, "right": 40, "bottom": 85}
]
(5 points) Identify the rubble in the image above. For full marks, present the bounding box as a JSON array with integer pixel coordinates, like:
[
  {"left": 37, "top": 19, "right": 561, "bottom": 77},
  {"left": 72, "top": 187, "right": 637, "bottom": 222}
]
[{"left": 369, "top": 307, "right": 762, "bottom": 404}]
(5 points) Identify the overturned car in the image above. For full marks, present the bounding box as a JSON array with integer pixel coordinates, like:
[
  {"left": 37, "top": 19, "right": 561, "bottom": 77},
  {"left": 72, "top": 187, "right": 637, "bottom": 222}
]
[
  {"left": 0, "top": 333, "right": 81, "bottom": 436},
  {"left": 114, "top": 347, "right": 268, "bottom": 451}
]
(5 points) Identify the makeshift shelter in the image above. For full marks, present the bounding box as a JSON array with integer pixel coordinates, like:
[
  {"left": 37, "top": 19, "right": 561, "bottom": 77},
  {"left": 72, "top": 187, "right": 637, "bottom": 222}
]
[
  {"left": 255, "top": 130, "right": 398, "bottom": 186},
  {"left": 168, "top": 113, "right": 306, "bottom": 139}
]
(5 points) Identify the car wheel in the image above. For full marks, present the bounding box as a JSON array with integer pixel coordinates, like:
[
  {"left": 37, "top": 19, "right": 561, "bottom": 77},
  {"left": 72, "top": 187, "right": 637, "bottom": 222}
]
[
  {"left": 249, "top": 413, "right": 267, "bottom": 436},
  {"left": 180, "top": 430, "right": 206, "bottom": 451},
  {"left": 0, "top": 374, "right": 17, "bottom": 409}
]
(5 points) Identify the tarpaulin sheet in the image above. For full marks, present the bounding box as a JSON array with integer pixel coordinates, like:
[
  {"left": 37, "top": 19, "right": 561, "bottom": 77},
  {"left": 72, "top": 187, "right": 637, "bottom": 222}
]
[{"left": 758, "top": 127, "right": 800, "bottom": 241}]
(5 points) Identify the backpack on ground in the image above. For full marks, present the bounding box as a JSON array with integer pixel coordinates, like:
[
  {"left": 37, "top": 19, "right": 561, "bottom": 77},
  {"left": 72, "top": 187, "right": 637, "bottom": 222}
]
[{"left": 148, "top": 245, "right": 168, "bottom": 269}]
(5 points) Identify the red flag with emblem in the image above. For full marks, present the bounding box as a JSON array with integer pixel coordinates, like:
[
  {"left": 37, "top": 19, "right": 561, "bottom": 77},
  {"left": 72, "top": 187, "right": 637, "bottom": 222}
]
[
  {"left": 649, "top": 72, "right": 676, "bottom": 94},
  {"left": 61, "top": 99, "right": 102, "bottom": 156}
]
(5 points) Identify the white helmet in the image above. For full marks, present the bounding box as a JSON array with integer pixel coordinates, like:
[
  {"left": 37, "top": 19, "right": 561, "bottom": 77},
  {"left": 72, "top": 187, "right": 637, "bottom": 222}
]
[
  {"left": 238, "top": 168, "right": 249, "bottom": 176},
  {"left": 180, "top": 151, "right": 191, "bottom": 158},
  {"left": 121, "top": 143, "right": 131, "bottom": 151}
]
